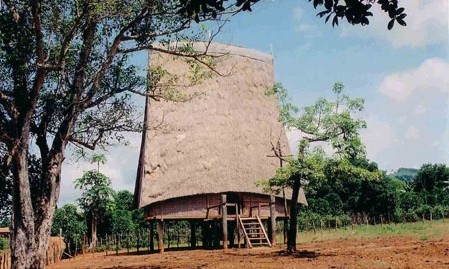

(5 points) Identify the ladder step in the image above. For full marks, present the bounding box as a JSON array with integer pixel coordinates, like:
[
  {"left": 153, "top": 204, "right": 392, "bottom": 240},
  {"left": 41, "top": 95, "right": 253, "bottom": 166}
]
[
  {"left": 249, "top": 237, "right": 267, "bottom": 240},
  {"left": 240, "top": 217, "right": 258, "bottom": 221},
  {"left": 237, "top": 214, "right": 271, "bottom": 248}
]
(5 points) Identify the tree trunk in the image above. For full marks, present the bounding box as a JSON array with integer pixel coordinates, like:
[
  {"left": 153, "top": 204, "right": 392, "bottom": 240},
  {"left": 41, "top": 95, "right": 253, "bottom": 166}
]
[
  {"left": 10, "top": 143, "right": 63, "bottom": 269},
  {"left": 11, "top": 147, "right": 36, "bottom": 269},
  {"left": 90, "top": 217, "right": 98, "bottom": 250},
  {"left": 287, "top": 175, "right": 301, "bottom": 253}
]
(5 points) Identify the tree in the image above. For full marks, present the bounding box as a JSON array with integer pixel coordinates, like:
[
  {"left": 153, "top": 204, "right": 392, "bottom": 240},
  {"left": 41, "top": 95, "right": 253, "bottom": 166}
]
[
  {"left": 75, "top": 170, "right": 114, "bottom": 249},
  {"left": 51, "top": 204, "right": 86, "bottom": 255},
  {"left": 414, "top": 164, "right": 449, "bottom": 201},
  {"left": 111, "top": 190, "right": 138, "bottom": 234},
  {"left": 0, "top": 1, "right": 240, "bottom": 268},
  {"left": 266, "top": 82, "right": 368, "bottom": 252},
  {"left": 91, "top": 153, "right": 107, "bottom": 173},
  {"left": 0, "top": 144, "right": 11, "bottom": 221},
  {"left": 0, "top": 0, "right": 406, "bottom": 268}
]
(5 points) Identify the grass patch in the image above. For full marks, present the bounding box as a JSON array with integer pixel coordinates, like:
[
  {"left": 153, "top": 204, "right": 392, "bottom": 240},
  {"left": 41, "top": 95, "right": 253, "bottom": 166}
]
[{"left": 289, "top": 219, "right": 449, "bottom": 243}]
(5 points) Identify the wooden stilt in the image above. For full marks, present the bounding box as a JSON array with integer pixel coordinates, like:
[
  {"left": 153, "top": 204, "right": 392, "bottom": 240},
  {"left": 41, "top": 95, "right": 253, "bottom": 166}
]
[
  {"left": 229, "top": 221, "right": 236, "bottom": 248},
  {"left": 283, "top": 219, "right": 288, "bottom": 244},
  {"left": 190, "top": 221, "right": 197, "bottom": 248},
  {"left": 269, "top": 195, "right": 276, "bottom": 246},
  {"left": 221, "top": 194, "right": 228, "bottom": 249},
  {"left": 157, "top": 220, "right": 164, "bottom": 253},
  {"left": 201, "top": 222, "right": 208, "bottom": 248},
  {"left": 237, "top": 216, "right": 241, "bottom": 248},
  {"left": 149, "top": 220, "right": 154, "bottom": 252}
]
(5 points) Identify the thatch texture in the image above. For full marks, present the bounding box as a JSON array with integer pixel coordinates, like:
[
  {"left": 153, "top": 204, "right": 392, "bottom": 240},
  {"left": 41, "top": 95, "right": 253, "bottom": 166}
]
[{"left": 135, "top": 43, "right": 302, "bottom": 209}]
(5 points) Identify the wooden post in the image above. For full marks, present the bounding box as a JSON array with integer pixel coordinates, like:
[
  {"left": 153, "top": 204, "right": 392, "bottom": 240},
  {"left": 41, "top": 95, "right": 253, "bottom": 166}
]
[
  {"left": 149, "top": 221, "right": 154, "bottom": 252},
  {"left": 320, "top": 219, "right": 323, "bottom": 235},
  {"left": 283, "top": 219, "right": 288, "bottom": 244},
  {"left": 221, "top": 194, "right": 228, "bottom": 250},
  {"left": 269, "top": 195, "right": 276, "bottom": 246},
  {"left": 137, "top": 229, "right": 140, "bottom": 253},
  {"left": 75, "top": 239, "right": 78, "bottom": 257},
  {"left": 115, "top": 234, "right": 118, "bottom": 256},
  {"left": 201, "top": 222, "right": 208, "bottom": 248},
  {"left": 190, "top": 221, "right": 197, "bottom": 248},
  {"left": 157, "top": 220, "right": 164, "bottom": 253},
  {"left": 237, "top": 216, "right": 241, "bottom": 248}
]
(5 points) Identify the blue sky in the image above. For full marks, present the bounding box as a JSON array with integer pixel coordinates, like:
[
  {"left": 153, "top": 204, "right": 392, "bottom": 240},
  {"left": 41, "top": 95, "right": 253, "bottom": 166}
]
[{"left": 59, "top": 0, "right": 448, "bottom": 205}]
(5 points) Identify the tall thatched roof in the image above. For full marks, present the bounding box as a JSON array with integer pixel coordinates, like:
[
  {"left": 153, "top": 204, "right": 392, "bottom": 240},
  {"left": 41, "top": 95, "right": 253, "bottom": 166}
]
[{"left": 134, "top": 43, "right": 300, "bottom": 209}]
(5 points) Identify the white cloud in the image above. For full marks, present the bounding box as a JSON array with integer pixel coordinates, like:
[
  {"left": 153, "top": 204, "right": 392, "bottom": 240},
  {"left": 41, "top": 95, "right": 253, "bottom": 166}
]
[
  {"left": 414, "top": 103, "right": 428, "bottom": 115},
  {"left": 378, "top": 58, "right": 449, "bottom": 102},
  {"left": 361, "top": 117, "right": 397, "bottom": 161},
  {"left": 292, "top": 5, "right": 304, "bottom": 20},
  {"left": 292, "top": 5, "right": 318, "bottom": 35},
  {"left": 341, "top": 0, "right": 448, "bottom": 48},
  {"left": 369, "top": 57, "right": 449, "bottom": 170},
  {"left": 404, "top": 125, "right": 421, "bottom": 141}
]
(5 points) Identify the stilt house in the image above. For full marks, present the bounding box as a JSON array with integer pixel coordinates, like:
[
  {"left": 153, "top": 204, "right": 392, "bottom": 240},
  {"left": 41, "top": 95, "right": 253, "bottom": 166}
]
[{"left": 134, "top": 43, "right": 307, "bottom": 251}]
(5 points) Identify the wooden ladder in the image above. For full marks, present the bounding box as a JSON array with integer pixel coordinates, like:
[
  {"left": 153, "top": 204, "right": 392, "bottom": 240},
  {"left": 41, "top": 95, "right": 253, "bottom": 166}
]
[{"left": 238, "top": 215, "right": 271, "bottom": 248}]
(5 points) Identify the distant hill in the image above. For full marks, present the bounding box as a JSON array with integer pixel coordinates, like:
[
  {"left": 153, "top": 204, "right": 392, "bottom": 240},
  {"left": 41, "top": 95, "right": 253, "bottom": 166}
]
[{"left": 390, "top": 168, "right": 418, "bottom": 181}]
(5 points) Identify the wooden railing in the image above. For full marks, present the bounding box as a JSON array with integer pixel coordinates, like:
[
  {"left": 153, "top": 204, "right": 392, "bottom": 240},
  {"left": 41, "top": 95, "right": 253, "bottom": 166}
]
[
  {"left": 249, "top": 202, "right": 270, "bottom": 217},
  {"left": 206, "top": 202, "right": 239, "bottom": 219}
]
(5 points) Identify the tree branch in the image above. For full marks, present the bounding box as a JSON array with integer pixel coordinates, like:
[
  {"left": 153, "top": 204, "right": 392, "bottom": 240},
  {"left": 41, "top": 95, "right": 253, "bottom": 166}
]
[
  {"left": 0, "top": 91, "right": 16, "bottom": 118},
  {"left": 84, "top": 6, "right": 151, "bottom": 106}
]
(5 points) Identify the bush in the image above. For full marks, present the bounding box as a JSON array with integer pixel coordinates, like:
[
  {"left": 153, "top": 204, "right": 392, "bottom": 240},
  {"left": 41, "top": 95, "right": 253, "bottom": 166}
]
[
  {"left": 433, "top": 205, "right": 449, "bottom": 219},
  {"left": 0, "top": 238, "right": 8, "bottom": 251}
]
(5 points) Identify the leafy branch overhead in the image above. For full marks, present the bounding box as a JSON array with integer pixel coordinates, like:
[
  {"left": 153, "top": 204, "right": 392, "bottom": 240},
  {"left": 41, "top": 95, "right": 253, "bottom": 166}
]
[
  {"left": 312, "top": 0, "right": 407, "bottom": 29},
  {"left": 178, "top": 0, "right": 406, "bottom": 29}
]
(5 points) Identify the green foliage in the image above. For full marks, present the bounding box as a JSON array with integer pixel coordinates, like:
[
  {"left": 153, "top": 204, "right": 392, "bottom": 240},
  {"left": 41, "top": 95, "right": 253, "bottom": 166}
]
[
  {"left": 75, "top": 169, "right": 114, "bottom": 241},
  {"left": 95, "top": 190, "right": 147, "bottom": 238},
  {"left": 114, "top": 190, "right": 134, "bottom": 211},
  {"left": 414, "top": 164, "right": 449, "bottom": 195},
  {"left": 75, "top": 170, "right": 114, "bottom": 215},
  {"left": 265, "top": 83, "right": 299, "bottom": 127},
  {"left": 266, "top": 83, "right": 448, "bottom": 234},
  {"left": 109, "top": 190, "right": 142, "bottom": 234},
  {"left": 266, "top": 82, "right": 369, "bottom": 193},
  {"left": 51, "top": 204, "right": 86, "bottom": 253},
  {"left": 0, "top": 237, "right": 8, "bottom": 251},
  {"left": 111, "top": 209, "right": 136, "bottom": 234},
  {"left": 433, "top": 205, "right": 449, "bottom": 219}
]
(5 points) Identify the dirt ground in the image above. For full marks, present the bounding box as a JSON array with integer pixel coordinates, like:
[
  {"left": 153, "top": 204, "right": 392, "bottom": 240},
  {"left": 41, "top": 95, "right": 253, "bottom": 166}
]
[{"left": 48, "top": 236, "right": 449, "bottom": 269}]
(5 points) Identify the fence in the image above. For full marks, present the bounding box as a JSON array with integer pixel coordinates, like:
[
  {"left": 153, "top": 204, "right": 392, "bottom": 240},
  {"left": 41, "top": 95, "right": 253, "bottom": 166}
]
[
  {"left": 0, "top": 237, "right": 64, "bottom": 269},
  {"left": 296, "top": 210, "right": 449, "bottom": 236},
  {"left": 0, "top": 252, "right": 9, "bottom": 269}
]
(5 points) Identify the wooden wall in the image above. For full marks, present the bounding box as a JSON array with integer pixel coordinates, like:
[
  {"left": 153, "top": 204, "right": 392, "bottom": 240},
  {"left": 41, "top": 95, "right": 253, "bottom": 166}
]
[{"left": 144, "top": 192, "right": 288, "bottom": 220}]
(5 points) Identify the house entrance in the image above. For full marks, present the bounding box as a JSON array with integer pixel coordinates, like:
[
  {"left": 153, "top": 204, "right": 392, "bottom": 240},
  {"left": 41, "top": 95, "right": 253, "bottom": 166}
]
[{"left": 226, "top": 192, "right": 240, "bottom": 215}]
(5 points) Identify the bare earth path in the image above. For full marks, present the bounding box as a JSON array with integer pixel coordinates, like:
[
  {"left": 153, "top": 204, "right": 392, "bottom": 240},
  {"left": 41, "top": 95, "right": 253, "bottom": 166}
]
[{"left": 48, "top": 236, "right": 449, "bottom": 269}]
